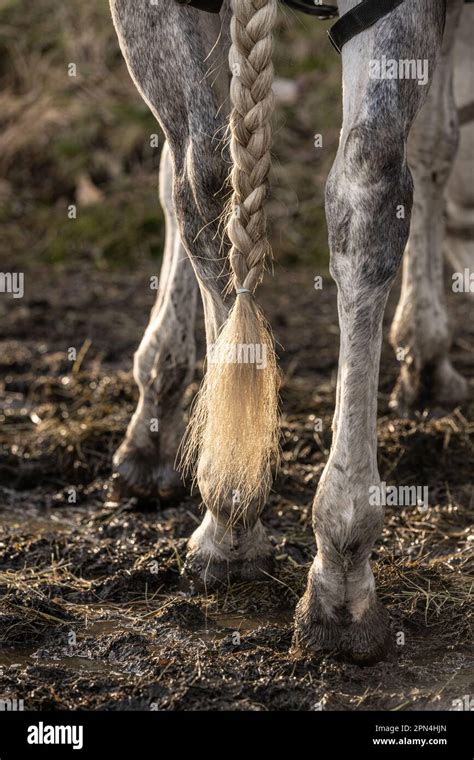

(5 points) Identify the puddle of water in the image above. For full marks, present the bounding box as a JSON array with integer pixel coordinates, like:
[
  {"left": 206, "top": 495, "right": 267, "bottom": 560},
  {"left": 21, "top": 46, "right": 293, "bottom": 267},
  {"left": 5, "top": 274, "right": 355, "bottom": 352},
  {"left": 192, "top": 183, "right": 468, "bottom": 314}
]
[
  {"left": 84, "top": 619, "right": 132, "bottom": 636},
  {"left": 0, "top": 515, "right": 53, "bottom": 533},
  {"left": 33, "top": 655, "right": 112, "bottom": 674},
  {"left": 213, "top": 610, "right": 292, "bottom": 632},
  {"left": 0, "top": 611, "right": 132, "bottom": 673},
  {"left": 0, "top": 508, "right": 85, "bottom": 533},
  {"left": 0, "top": 607, "right": 291, "bottom": 677},
  {"left": 195, "top": 610, "right": 293, "bottom": 642},
  {"left": 0, "top": 648, "right": 123, "bottom": 675},
  {"left": 0, "top": 650, "right": 35, "bottom": 668}
]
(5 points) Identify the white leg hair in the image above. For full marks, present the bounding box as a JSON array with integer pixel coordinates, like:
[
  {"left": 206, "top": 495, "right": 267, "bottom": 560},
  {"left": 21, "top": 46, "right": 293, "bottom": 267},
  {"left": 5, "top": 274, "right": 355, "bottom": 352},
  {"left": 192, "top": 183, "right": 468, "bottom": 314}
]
[
  {"left": 112, "top": 142, "right": 198, "bottom": 500},
  {"left": 294, "top": 0, "right": 446, "bottom": 663}
]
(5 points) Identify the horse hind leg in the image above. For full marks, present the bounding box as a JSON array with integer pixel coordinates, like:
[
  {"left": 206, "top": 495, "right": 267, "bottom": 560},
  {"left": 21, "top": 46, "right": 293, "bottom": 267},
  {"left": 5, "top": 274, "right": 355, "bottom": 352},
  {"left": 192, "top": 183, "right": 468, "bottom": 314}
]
[
  {"left": 110, "top": 0, "right": 274, "bottom": 583},
  {"left": 445, "top": 2, "right": 474, "bottom": 287},
  {"left": 389, "top": 0, "right": 468, "bottom": 416},
  {"left": 109, "top": 0, "right": 227, "bottom": 508},
  {"left": 293, "top": 0, "right": 447, "bottom": 664},
  {"left": 111, "top": 142, "right": 198, "bottom": 502}
]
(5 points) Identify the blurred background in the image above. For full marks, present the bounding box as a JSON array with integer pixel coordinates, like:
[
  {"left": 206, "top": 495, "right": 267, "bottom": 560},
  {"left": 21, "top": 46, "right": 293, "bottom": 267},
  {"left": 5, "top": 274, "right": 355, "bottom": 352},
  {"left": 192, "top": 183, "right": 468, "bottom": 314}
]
[{"left": 0, "top": 0, "right": 340, "bottom": 272}]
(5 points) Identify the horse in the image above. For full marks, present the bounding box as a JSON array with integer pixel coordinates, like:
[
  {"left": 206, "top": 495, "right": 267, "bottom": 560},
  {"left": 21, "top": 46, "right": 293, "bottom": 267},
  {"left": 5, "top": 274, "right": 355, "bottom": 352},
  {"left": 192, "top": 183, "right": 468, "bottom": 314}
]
[{"left": 108, "top": 0, "right": 473, "bottom": 663}]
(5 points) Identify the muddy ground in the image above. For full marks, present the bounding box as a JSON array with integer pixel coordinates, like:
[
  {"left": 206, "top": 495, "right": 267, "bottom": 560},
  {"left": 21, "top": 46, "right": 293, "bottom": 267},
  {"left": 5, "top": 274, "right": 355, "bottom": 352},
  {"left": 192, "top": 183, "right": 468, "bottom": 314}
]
[{"left": 0, "top": 263, "right": 472, "bottom": 711}]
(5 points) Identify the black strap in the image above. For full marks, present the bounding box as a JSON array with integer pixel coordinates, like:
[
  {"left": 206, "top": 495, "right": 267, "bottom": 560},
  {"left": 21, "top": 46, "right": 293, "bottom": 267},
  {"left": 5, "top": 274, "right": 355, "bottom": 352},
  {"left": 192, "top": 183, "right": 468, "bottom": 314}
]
[
  {"left": 175, "top": 0, "right": 223, "bottom": 12},
  {"left": 175, "top": 0, "right": 338, "bottom": 14},
  {"left": 175, "top": 0, "right": 339, "bottom": 14},
  {"left": 175, "top": 1, "right": 406, "bottom": 53},
  {"left": 176, "top": 0, "right": 472, "bottom": 53},
  {"left": 328, "top": 0, "right": 406, "bottom": 53}
]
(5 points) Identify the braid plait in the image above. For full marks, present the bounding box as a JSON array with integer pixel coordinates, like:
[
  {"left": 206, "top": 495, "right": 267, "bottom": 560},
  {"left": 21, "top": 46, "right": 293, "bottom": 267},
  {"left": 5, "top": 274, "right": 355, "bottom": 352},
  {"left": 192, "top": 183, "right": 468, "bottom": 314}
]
[
  {"left": 179, "top": 0, "right": 280, "bottom": 518},
  {"left": 227, "top": 0, "right": 277, "bottom": 294}
]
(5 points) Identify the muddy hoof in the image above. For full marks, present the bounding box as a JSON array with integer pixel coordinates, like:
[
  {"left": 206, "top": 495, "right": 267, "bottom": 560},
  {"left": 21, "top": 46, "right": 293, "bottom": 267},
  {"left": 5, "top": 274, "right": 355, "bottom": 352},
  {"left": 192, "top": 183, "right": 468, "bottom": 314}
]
[
  {"left": 340, "top": 601, "right": 392, "bottom": 665},
  {"left": 110, "top": 441, "right": 186, "bottom": 504},
  {"left": 292, "top": 593, "right": 341, "bottom": 659},
  {"left": 183, "top": 546, "right": 274, "bottom": 590},
  {"left": 291, "top": 620, "right": 341, "bottom": 659},
  {"left": 292, "top": 593, "right": 391, "bottom": 666},
  {"left": 183, "top": 514, "right": 275, "bottom": 590}
]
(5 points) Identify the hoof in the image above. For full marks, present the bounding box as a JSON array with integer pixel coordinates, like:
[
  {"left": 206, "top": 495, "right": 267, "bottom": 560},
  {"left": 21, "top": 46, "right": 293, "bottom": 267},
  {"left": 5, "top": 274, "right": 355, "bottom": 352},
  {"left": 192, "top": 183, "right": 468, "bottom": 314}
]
[
  {"left": 291, "top": 620, "right": 341, "bottom": 659},
  {"left": 109, "top": 439, "right": 186, "bottom": 504},
  {"left": 292, "top": 590, "right": 341, "bottom": 659},
  {"left": 340, "top": 600, "right": 392, "bottom": 665},
  {"left": 183, "top": 513, "right": 274, "bottom": 590},
  {"left": 390, "top": 359, "right": 468, "bottom": 418},
  {"left": 184, "top": 547, "right": 274, "bottom": 590},
  {"left": 292, "top": 588, "right": 391, "bottom": 666}
]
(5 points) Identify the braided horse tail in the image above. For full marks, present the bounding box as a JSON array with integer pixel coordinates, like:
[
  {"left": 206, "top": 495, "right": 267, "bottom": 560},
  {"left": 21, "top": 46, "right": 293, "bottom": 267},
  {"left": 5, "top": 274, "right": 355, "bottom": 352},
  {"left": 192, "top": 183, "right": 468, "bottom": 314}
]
[{"left": 181, "top": 0, "right": 280, "bottom": 521}]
